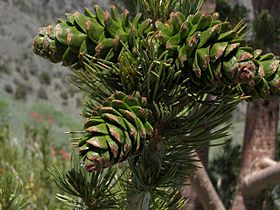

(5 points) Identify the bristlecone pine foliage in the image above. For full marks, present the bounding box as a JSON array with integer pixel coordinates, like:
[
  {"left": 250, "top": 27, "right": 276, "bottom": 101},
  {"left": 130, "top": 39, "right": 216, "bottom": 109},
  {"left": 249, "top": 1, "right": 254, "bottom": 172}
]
[{"left": 33, "top": 0, "right": 280, "bottom": 208}]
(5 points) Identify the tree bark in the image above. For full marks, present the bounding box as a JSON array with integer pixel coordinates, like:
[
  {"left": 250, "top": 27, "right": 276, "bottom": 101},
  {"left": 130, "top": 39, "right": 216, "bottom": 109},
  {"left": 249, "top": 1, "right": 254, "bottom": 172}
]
[
  {"left": 231, "top": 98, "right": 279, "bottom": 210},
  {"left": 201, "top": 0, "right": 216, "bottom": 14},
  {"left": 181, "top": 148, "right": 209, "bottom": 210},
  {"left": 127, "top": 192, "right": 151, "bottom": 210},
  {"left": 243, "top": 161, "right": 280, "bottom": 196},
  {"left": 188, "top": 152, "right": 226, "bottom": 210}
]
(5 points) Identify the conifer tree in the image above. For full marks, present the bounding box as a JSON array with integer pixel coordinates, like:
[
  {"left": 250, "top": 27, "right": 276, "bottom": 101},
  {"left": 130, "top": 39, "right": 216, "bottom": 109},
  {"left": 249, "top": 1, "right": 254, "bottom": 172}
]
[{"left": 33, "top": 0, "right": 280, "bottom": 209}]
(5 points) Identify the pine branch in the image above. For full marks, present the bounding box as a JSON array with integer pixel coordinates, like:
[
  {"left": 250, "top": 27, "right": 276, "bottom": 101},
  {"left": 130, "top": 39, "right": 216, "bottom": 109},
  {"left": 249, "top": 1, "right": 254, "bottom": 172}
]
[
  {"left": 188, "top": 152, "right": 226, "bottom": 210},
  {"left": 50, "top": 159, "right": 125, "bottom": 209},
  {"left": 33, "top": 3, "right": 280, "bottom": 99},
  {"left": 0, "top": 173, "right": 29, "bottom": 210},
  {"left": 242, "top": 160, "right": 280, "bottom": 197}
]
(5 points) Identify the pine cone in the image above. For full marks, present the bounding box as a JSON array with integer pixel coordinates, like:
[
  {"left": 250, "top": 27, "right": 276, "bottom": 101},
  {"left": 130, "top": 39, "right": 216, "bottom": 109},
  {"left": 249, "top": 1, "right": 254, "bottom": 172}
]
[
  {"left": 33, "top": 8, "right": 280, "bottom": 98},
  {"left": 155, "top": 11, "right": 280, "bottom": 97},
  {"left": 33, "top": 5, "right": 152, "bottom": 67},
  {"left": 79, "top": 91, "right": 154, "bottom": 172}
]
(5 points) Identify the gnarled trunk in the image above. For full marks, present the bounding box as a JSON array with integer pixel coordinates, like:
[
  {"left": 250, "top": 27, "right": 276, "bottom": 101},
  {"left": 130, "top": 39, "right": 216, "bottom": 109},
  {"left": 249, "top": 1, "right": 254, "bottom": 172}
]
[{"left": 231, "top": 98, "right": 279, "bottom": 210}]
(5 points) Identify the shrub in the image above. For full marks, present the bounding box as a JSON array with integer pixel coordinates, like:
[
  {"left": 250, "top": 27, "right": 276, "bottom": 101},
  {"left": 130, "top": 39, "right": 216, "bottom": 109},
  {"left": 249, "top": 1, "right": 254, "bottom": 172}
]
[
  {"left": 68, "top": 86, "right": 78, "bottom": 97},
  {"left": 0, "top": 123, "right": 68, "bottom": 209},
  {"left": 15, "top": 67, "right": 21, "bottom": 73},
  {"left": 14, "top": 83, "right": 28, "bottom": 100},
  {"left": 54, "top": 82, "right": 61, "bottom": 91},
  {"left": 60, "top": 91, "right": 68, "bottom": 100},
  {"left": 29, "top": 67, "right": 38, "bottom": 76},
  {"left": 0, "top": 99, "right": 8, "bottom": 116},
  {"left": 4, "top": 84, "right": 13, "bottom": 94},
  {"left": 39, "top": 71, "right": 51, "bottom": 85},
  {"left": 22, "top": 69, "right": 29, "bottom": 81},
  {"left": 0, "top": 64, "right": 10, "bottom": 75},
  {"left": 37, "top": 87, "right": 48, "bottom": 100},
  {"left": 62, "top": 100, "right": 68, "bottom": 106},
  {"left": 76, "top": 97, "right": 82, "bottom": 108}
]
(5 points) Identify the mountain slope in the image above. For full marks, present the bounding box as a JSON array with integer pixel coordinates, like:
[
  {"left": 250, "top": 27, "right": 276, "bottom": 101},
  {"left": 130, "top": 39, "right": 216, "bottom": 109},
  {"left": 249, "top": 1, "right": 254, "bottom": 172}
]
[{"left": 0, "top": 0, "right": 109, "bottom": 112}]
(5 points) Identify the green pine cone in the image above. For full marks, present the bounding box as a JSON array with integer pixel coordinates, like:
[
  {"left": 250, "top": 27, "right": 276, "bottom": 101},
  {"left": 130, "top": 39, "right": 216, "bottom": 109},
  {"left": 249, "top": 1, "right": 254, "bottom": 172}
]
[
  {"left": 78, "top": 91, "right": 154, "bottom": 172},
  {"left": 155, "top": 11, "right": 280, "bottom": 97},
  {"left": 33, "top": 5, "right": 152, "bottom": 67},
  {"left": 33, "top": 7, "right": 280, "bottom": 98}
]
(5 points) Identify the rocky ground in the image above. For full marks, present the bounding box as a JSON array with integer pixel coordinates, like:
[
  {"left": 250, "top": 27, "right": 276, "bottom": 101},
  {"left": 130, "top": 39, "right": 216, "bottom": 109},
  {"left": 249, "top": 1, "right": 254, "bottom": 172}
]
[{"left": 0, "top": 0, "right": 110, "bottom": 113}]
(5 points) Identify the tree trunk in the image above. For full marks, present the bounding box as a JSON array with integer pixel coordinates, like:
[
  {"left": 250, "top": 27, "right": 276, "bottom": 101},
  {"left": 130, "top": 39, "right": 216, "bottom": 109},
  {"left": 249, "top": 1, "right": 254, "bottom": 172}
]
[
  {"left": 182, "top": 151, "right": 226, "bottom": 210},
  {"left": 231, "top": 0, "right": 280, "bottom": 208},
  {"left": 201, "top": 0, "right": 216, "bottom": 14},
  {"left": 127, "top": 192, "right": 151, "bottom": 210},
  {"left": 231, "top": 98, "right": 279, "bottom": 210},
  {"left": 181, "top": 148, "right": 209, "bottom": 210}
]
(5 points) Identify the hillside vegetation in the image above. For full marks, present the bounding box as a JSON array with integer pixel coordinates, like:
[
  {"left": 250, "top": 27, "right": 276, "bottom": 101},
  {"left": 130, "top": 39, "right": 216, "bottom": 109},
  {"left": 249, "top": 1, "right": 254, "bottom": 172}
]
[{"left": 0, "top": 0, "right": 109, "bottom": 112}]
